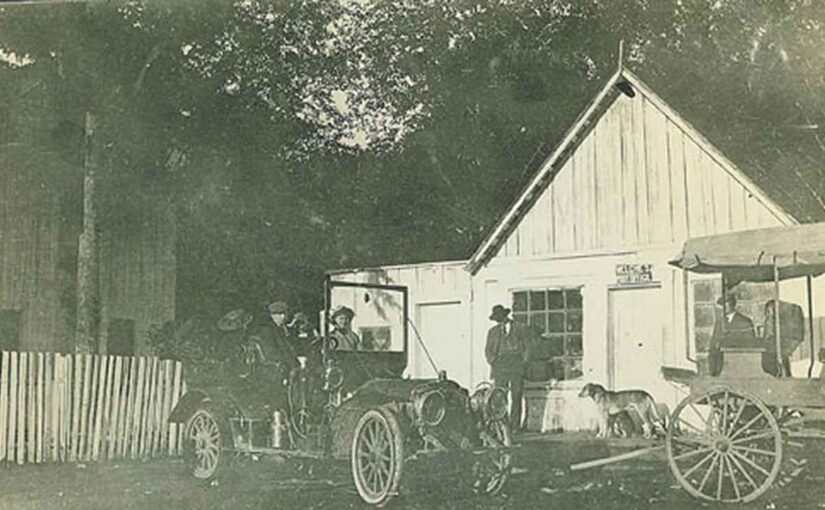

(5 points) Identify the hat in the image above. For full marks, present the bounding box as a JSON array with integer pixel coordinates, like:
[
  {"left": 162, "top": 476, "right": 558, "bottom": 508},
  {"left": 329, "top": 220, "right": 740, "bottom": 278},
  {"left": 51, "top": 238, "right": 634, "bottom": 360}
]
[
  {"left": 331, "top": 305, "right": 354, "bottom": 320},
  {"left": 288, "top": 312, "right": 310, "bottom": 327},
  {"left": 489, "top": 304, "right": 511, "bottom": 322},
  {"left": 268, "top": 301, "right": 288, "bottom": 314},
  {"left": 716, "top": 294, "right": 737, "bottom": 306}
]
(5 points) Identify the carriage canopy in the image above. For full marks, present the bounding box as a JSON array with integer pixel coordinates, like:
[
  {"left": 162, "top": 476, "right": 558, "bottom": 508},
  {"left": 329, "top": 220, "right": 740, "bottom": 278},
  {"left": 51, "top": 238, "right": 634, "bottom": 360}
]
[{"left": 669, "top": 222, "right": 825, "bottom": 282}]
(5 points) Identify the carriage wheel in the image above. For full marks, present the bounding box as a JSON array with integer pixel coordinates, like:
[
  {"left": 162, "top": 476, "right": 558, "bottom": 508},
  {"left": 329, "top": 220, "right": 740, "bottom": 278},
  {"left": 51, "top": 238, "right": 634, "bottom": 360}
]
[
  {"left": 184, "top": 407, "right": 225, "bottom": 480},
  {"left": 666, "top": 388, "right": 782, "bottom": 503},
  {"left": 473, "top": 420, "right": 513, "bottom": 495},
  {"left": 351, "top": 408, "right": 404, "bottom": 506}
]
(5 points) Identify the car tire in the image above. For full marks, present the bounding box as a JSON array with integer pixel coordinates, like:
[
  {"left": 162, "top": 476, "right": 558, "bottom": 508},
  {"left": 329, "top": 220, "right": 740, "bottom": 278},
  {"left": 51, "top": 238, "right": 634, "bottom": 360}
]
[
  {"left": 183, "top": 405, "right": 229, "bottom": 481},
  {"left": 351, "top": 407, "right": 404, "bottom": 506}
]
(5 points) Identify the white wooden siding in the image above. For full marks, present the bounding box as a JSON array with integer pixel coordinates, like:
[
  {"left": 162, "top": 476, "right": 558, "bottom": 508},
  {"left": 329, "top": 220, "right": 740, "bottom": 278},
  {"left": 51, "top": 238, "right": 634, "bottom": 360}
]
[{"left": 498, "top": 92, "right": 785, "bottom": 259}]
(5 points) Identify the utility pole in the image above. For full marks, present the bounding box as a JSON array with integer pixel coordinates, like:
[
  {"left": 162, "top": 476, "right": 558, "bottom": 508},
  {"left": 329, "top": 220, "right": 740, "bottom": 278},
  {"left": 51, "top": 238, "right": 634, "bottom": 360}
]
[{"left": 74, "top": 111, "right": 99, "bottom": 354}]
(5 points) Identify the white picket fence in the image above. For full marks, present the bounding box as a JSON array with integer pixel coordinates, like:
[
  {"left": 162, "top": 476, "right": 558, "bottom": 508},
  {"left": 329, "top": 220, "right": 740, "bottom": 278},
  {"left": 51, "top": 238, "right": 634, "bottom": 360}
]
[{"left": 0, "top": 351, "right": 187, "bottom": 464}]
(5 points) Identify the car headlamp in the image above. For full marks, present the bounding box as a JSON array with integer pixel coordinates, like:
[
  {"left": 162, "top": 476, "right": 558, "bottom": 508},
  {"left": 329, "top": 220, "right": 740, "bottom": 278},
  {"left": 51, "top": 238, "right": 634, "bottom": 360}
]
[
  {"left": 415, "top": 390, "right": 446, "bottom": 427},
  {"left": 471, "top": 385, "right": 508, "bottom": 422}
]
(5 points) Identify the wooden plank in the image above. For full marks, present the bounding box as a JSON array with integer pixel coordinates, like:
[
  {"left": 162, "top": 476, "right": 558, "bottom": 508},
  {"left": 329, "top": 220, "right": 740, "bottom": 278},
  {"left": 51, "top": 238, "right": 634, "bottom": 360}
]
[
  {"left": 62, "top": 355, "right": 72, "bottom": 462},
  {"left": 122, "top": 357, "right": 138, "bottom": 458},
  {"left": 0, "top": 351, "right": 8, "bottom": 462},
  {"left": 7, "top": 351, "right": 16, "bottom": 463},
  {"left": 92, "top": 355, "right": 108, "bottom": 461},
  {"left": 595, "top": 103, "right": 617, "bottom": 248},
  {"left": 552, "top": 158, "right": 575, "bottom": 252},
  {"left": 117, "top": 356, "right": 133, "bottom": 458},
  {"left": 100, "top": 355, "right": 114, "bottom": 459},
  {"left": 570, "top": 445, "right": 663, "bottom": 471},
  {"left": 140, "top": 357, "right": 158, "bottom": 458},
  {"left": 153, "top": 360, "right": 167, "bottom": 457},
  {"left": 70, "top": 354, "right": 81, "bottom": 461},
  {"left": 26, "top": 352, "right": 35, "bottom": 463},
  {"left": 712, "top": 163, "right": 731, "bottom": 234},
  {"left": 107, "top": 356, "right": 122, "bottom": 460},
  {"left": 684, "top": 140, "right": 707, "bottom": 237},
  {"left": 130, "top": 357, "right": 146, "bottom": 459},
  {"left": 574, "top": 131, "right": 596, "bottom": 250},
  {"left": 729, "top": 183, "right": 747, "bottom": 231},
  {"left": 17, "top": 352, "right": 27, "bottom": 464},
  {"left": 667, "top": 121, "right": 688, "bottom": 242},
  {"left": 644, "top": 99, "right": 671, "bottom": 244},
  {"left": 177, "top": 379, "right": 187, "bottom": 456},
  {"left": 78, "top": 354, "right": 93, "bottom": 461},
  {"left": 43, "top": 353, "right": 52, "bottom": 462},
  {"left": 616, "top": 98, "right": 638, "bottom": 245},
  {"left": 37, "top": 353, "right": 44, "bottom": 462},
  {"left": 631, "top": 95, "right": 650, "bottom": 245},
  {"left": 50, "top": 355, "right": 60, "bottom": 462},
  {"left": 168, "top": 361, "right": 182, "bottom": 456},
  {"left": 159, "top": 360, "right": 173, "bottom": 456}
]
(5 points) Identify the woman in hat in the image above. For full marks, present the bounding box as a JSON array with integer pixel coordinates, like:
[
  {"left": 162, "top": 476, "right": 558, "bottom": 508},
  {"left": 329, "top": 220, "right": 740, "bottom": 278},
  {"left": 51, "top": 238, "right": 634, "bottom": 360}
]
[{"left": 330, "top": 305, "right": 361, "bottom": 351}]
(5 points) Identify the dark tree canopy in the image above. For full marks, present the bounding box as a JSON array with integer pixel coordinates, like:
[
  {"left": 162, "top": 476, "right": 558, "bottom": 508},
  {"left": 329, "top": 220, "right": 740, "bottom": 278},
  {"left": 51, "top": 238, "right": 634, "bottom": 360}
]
[{"left": 1, "top": 0, "right": 824, "bottom": 320}]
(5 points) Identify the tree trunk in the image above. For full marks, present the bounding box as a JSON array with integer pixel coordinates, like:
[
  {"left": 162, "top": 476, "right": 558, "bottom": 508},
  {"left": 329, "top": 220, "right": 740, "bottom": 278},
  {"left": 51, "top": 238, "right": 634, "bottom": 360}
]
[{"left": 75, "top": 111, "right": 99, "bottom": 354}]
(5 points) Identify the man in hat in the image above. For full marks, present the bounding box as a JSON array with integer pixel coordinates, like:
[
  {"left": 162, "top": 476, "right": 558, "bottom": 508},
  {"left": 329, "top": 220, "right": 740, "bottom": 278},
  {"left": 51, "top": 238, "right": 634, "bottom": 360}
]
[
  {"left": 485, "top": 304, "right": 531, "bottom": 430},
  {"left": 330, "top": 305, "right": 361, "bottom": 351},
  {"left": 708, "top": 293, "right": 756, "bottom": 375},
  {"left": 251, "top": 300, "right": 299, "bottom": 367}
]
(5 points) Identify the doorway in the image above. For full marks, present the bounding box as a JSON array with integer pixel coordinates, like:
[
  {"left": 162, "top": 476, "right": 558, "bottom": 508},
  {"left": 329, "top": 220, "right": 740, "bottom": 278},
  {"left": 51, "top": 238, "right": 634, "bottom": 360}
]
[
  {"left": 608, "top": 286, "right": 665, "bottom": 393},
  {"left": 414, "top": 301, "right": 469, "bottom": 388}
]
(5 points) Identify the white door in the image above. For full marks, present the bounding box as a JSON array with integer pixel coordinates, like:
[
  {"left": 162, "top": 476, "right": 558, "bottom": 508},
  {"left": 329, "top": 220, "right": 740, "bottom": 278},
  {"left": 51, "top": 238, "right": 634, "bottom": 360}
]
[
  {"left": 414, "top": 302, "right": 470, "bottom": 388},
  {"left": 608, "top": 286, "right": 665, "bottom": 395}
]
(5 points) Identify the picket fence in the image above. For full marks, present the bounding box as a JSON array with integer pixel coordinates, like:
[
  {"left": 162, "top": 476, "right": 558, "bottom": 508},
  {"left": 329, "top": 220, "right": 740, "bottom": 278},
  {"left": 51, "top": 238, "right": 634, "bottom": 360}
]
[{"left": 0, "top": 351, "right": 187, "bottom": 464}]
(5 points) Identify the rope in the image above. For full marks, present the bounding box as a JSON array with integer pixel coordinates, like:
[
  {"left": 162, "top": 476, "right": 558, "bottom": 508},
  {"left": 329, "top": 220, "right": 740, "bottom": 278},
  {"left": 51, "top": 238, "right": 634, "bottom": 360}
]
[{"left": 406, "top": 318, "right": 440, "bottom": 376}]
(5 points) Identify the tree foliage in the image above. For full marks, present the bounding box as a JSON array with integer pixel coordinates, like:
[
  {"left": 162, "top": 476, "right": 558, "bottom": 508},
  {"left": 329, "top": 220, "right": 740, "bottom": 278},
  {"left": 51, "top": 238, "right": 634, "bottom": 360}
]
[{"left": 2, "top": 0, "right": 825, "bottom": 319}]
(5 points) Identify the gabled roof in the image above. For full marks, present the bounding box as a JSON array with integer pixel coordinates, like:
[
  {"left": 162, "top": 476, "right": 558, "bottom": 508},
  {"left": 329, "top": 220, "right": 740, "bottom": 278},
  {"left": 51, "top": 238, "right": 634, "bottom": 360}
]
[{"left": 465, "top": 67, "right": 798, "bottom": 275}]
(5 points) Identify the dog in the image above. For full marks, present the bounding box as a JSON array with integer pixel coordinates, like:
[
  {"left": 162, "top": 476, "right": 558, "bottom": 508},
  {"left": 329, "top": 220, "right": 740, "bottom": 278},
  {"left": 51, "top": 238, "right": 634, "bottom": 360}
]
[{"left": 578, "top": 383, "right": 668, "bottom": 438}]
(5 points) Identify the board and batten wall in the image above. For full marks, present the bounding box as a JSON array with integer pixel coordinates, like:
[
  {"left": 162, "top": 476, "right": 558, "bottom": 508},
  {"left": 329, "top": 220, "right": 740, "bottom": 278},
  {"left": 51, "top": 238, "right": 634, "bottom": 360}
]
[{"left": 498, "top": 89, "right": 786, "bottom": 260}]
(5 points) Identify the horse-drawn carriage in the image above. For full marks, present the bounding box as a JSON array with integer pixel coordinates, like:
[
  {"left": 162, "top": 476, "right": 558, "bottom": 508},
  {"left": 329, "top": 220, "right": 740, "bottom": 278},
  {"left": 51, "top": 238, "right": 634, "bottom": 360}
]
[
  {"left": 662, "top": 222, "right": 825, "bottom": 503},
  {"left": 168, "top": 279, "right": 512, "bottom": 506}
]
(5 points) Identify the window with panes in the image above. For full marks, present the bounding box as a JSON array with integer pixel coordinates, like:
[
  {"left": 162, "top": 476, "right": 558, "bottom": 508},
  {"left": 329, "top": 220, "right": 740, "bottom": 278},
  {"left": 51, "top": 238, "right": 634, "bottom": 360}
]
[{"left": 512, "top": 288, "right": 583, "bottom": 380}]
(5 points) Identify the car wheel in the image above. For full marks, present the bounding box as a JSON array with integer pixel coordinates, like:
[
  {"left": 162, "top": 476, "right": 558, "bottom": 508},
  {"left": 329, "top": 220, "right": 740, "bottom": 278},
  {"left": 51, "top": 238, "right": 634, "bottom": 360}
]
[
  {"left": 183, "top": 406, "right": 227, "bottom": 480},
  {"left": 473, "top": 420, "right": 513, "bottom": 495},
  {"left": 351, "top": 407, "right": 404, "bottom": 506}
]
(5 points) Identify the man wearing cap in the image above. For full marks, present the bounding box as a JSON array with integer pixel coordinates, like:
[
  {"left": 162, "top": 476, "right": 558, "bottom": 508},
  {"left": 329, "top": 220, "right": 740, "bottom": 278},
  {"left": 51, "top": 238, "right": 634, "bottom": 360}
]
[
  {"left": 253, "top": 301, "right": 299, "bottom": 367},
  {"left": 709, "top": 293, "right": 756, "bottom": 376},
  {"left": 330, "top": 305, "right": 361, "bottom": 351},
  {"left": 485, "top": 304, "right": 531, "bottom": 430}
]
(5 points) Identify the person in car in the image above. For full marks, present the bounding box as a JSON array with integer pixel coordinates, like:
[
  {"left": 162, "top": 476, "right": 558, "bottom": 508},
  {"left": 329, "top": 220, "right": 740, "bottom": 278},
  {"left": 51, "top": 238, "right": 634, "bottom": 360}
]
[
  {"left": 250, "top": 300, "right": 299, "bottom": 368},
  {"left": 330, "top": 305, "right": 361, "bottom": 351}
]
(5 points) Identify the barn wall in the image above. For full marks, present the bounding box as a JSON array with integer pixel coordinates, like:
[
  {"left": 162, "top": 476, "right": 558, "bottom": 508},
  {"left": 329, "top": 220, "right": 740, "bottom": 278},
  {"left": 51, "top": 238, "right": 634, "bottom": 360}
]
[
  {"left": 99, "top": 202, "right": 177, "bottom": 355},
  {"left": 500, "top": 91, "right": 786, "bottom": 260}
]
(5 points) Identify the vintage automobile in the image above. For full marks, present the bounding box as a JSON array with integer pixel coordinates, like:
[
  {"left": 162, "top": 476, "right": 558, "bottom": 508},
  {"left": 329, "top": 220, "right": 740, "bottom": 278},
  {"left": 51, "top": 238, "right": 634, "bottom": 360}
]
[{"left": 168, "top": 279, "right": 512, "bottom": 506}]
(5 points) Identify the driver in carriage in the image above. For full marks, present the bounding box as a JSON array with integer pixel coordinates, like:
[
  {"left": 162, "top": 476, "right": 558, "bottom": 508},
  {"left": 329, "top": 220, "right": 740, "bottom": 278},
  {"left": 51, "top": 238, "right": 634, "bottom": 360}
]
[{"left": 708, "top": 292, "right": 756, "bottom": 376}]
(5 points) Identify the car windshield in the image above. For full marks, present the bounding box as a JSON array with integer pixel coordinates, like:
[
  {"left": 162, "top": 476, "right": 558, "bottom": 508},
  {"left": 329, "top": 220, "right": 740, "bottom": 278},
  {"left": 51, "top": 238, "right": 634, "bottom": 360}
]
[{"left": 328, "top": 283, "right": 405, "bottom": 353}]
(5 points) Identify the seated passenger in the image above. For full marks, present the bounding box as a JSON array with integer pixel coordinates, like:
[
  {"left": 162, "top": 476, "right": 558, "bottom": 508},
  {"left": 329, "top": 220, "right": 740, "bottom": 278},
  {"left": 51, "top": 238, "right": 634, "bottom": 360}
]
[
  {"left": 709, "top": 293, "right": 756, "bottom": 376},
  {"left": 762, "top": 300, "right": 804, "bottom": 377},
  {"left": 330, "top": 305, "right": 362, "bottom": 351}
]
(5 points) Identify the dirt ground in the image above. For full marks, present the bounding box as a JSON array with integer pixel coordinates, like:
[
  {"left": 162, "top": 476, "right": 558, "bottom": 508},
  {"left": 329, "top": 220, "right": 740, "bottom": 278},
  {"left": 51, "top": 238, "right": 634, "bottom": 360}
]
[{"left": 1, "top": 433, "right": 824, "bottom": 510}]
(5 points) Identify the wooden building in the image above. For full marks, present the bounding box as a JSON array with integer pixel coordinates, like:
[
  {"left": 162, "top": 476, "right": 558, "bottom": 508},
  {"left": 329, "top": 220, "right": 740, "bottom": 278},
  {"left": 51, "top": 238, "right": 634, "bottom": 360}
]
[
  {"left": 329, "top": 67, "right": 824, "bottom": 430},
  {"left": 0, "top": 64, "right": 176, "bottom": 355}
]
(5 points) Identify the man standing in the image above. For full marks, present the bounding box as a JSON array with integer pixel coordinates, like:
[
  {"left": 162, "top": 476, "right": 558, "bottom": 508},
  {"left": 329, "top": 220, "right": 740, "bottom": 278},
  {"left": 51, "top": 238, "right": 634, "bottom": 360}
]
[
  {"left": 485, "top": 304, "right": 530, "bottom": 431},
  {"left": 709, "top": 293, "right": 756, "bottom": 376}
]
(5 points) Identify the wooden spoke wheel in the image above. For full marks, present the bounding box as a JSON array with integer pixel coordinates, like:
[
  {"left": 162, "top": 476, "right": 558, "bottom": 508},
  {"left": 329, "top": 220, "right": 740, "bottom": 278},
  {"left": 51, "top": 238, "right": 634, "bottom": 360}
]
[
  {"left": 351, "top": 408, "right": 404, "bottom": 507},
  {"left": 473, "top": 420, "right": 513, "bottom": 495},
  {"left": 184, "top": 407, "right": 224, "bottom": 480},
  {"left": 666, "top": 388, "right": 782, "bottom": 503}
]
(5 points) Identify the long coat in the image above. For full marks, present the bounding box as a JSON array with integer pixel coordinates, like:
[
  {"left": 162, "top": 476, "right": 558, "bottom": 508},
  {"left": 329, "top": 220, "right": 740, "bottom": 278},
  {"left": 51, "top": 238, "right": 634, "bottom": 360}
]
[
  {"left": 709, "top": 311, "right": 756, "bottom": 375},
  {"left": 485, "top": 321, "right": 530, "bottom": 380}
]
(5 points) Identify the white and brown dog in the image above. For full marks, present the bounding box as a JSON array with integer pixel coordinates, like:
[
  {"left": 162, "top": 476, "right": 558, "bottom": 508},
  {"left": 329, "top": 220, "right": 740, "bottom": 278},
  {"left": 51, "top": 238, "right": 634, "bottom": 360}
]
[{"left": 578, "top": 383, "right": 668, "bottom": 438}]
